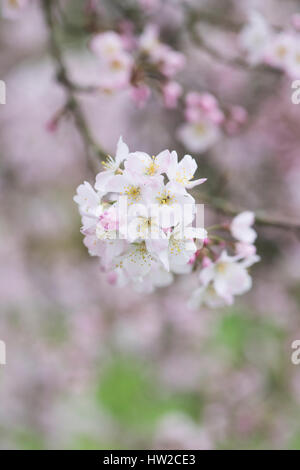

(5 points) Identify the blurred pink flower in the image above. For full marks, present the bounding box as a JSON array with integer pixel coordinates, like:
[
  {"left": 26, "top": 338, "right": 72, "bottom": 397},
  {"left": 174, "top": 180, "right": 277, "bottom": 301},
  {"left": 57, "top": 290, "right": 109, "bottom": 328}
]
[
  {"left": 162, "top": 81, "right": 182, "bottom": 109},
  {"left": 130, "top": 83, "right": 151, "bottom": 107},
  {"left": 153, "top": 413, "right": 213, "bottom": 450}
]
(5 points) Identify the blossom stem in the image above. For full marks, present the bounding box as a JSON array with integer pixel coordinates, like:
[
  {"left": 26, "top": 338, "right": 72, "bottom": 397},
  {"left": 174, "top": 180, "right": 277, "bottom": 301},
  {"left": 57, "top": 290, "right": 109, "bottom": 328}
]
[
  {"left": 209, "top": 234, "right": 226, "bottom": 243},
  {"left": 207, "top": 224, "right": 229, "bottom": 232}
]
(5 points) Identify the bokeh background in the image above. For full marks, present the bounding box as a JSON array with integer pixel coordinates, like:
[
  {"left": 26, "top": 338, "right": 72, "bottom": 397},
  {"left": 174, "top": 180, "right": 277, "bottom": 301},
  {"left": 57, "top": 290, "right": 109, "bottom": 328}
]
[{"left": 1, "top": 0, "right": 300, "bottom": 450}]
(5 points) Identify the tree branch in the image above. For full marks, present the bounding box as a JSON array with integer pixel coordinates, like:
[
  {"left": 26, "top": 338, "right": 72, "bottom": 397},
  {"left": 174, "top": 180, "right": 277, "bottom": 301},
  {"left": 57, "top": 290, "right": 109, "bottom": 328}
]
[
  {"left": 186, "top": 8, "right": 282, "bottom": 76},
  {"left": 41, "top": 0, "right": 107, "bottom": 171},
  {"left": 187, "top": 8, "right": 281, "bottom": 33},
  {"left": 201, "top": 194, "right": 300, "bottom": 235}
]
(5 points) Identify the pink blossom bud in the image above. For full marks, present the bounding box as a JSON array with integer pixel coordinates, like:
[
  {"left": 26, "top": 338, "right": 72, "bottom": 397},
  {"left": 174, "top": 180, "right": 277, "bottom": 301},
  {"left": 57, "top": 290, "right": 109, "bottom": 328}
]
[
  {"left": 224, "top": 120, "right": 239, "bottom": 135},
  {"left": 45, "top": 119, "right": 58, "bottom": 133},
  {"left": 107, "top": 271, "right": 118, "bottom": 285},
  {"left": 199, "top": 93, "right": 218, "bottom": 112},
  {"left": 160, "top": 50, "right": 186, "bottom": 78},
  {"left": 203, "top": 237, "right": 210, "bottom": 246},
  {"left": 184, "top": 106, "right": 203, "bottom": 123},
  {"left": 202, "top": 256, "right": 212, "bottom": 268},
  {"left": 99, "top": 211, "right": 118, "bottom": 231},
  {"left": 162, "top": 81, "right": 182, "bottom": 108},
  {"left": 208, "top": 108, "right": 225, "bottom": 124},
  {"left": 119, "top": 20, "right": 136, "bottom": 50},
  {"left": 230, "top": 105, "right": 248, "bottom": 124},
  {"left": 292, "top": 13, "right": 300, "bottom": 30},
  {"left": 131, "top": 84, "right": 151, "bottom": 107},
  {"left": 188, "top": 253, "right": 197, "bottom": 265}
]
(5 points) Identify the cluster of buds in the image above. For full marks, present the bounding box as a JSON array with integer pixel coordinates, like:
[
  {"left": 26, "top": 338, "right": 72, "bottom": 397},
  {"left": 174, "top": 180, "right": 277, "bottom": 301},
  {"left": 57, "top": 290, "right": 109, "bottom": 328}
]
[
  {"left": 177, "top": 92, "right": 249, "bottom": 151},
  {"left": 177, "top": 92, "right": 223, "bottom": 153}
]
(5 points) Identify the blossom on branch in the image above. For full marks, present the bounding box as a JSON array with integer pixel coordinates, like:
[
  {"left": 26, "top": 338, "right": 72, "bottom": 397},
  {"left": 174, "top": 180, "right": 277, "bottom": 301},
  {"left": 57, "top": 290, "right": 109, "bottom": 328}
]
[
  {"left": 177, "top": 92, "right": 222, "bottom": 153},
  {"left": 90, "top": 23, "right": 185, "bottom": 106},
  {"left": 75, "top": 138, "right": 260, "bottom": 307},
  {"left": 75, "top": 137, "right": 207, "bottom": 293},
  {"left": 240, "top": 11, "right": 300, "bottom": 77},
  {"left": 190, "top": 250, "right": 260, "bottom": 308}
]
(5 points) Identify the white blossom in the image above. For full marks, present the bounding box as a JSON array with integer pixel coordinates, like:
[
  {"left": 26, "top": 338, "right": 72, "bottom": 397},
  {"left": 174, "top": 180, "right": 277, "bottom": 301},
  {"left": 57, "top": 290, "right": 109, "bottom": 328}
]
[
  {"left": 239, "top": 11, "right": 272, "bottom": 65},
  {"left": 176, "top": 120, "right": 220, "bottom": 153},
  {"left": 191, "top": 250, "right": 260, "bottom": 308},
  {"left": 230, "top": 211, "right": 257, "bottom": 244}
]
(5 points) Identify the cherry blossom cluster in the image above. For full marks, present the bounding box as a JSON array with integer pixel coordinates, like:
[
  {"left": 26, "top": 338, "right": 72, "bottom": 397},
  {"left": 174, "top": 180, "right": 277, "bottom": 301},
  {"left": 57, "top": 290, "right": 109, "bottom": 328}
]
[
  {"left": 177, "top": 92, "right": 223, "bottom": 153},
  {"left": 75, "top": 137, "right": 259, "bottom": 305},
  {"left": 74, "top": 137, "right": 209, "bottom": 293},
  {"left": 190, "top": 211, "right": 260, "bottom": 308},
  {"left": 90, "top": 29, "right": 248, "bottom": 152},
  {"left": 90, "top": 29, "right": 248, "bottom": 153},
  {"left": 240, "top": 11, "right": 300, "bottom": 77},
  {"left": 177, "top": 92, "right": 248, "bottom": 153},
  {"left": 90, "top": 24, "right": 185, "bottom": 107}
]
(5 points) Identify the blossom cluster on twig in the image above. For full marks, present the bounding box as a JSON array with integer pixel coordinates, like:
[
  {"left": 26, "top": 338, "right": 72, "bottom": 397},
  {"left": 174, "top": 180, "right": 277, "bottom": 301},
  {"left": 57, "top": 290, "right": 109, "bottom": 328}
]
[
  {"left": 74, "top": 138, "right": 260, "bottom": 306},
  {"left": 240, "top": 11, "right": 300, "bottom": 77}
]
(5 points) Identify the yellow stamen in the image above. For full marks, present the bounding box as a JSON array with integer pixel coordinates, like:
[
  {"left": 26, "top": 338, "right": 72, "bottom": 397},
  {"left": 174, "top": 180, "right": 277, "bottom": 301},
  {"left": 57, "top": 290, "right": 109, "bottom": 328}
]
[
  {"left": 145, "top": 160, "right": 158, "bottom": 176},
  {"left": 194, "top": 123, "right": 206, "bottom": 136},
  {"left": 216, "top": 262, "right": 227, "bottom": 274},
  {"left": 111, "top": 59, "right": 124, "bottom": 70},
  {"left": 124, "top": 185, "right": 141, "bottom": 202},
  {"left": 276, "top": 45, "right": 287, "bottom": 58},
  {"left": 156, "top": 190, "right": 174, "bottom": 205}
]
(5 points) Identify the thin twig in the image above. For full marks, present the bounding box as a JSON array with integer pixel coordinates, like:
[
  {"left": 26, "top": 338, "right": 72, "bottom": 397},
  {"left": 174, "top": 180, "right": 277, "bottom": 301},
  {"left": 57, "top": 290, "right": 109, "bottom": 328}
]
[
  {"left": 188, "top": 8, "right": 282, "bottom": 34},
  {"left": 41, "top": 0, "right": 107, "bottom": 171},
  {"left": 201, "top": 194, "right": 300, "bottom": 235},
  {"left": 186, "top": 8, "right": 282, "bottom": 76}
]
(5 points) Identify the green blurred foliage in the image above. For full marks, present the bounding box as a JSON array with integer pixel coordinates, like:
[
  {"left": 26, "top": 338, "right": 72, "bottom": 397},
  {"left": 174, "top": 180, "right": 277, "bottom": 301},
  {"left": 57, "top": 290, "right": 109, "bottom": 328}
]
[{"left": 96, "top": 357, "right": 201, "bottom": 432}]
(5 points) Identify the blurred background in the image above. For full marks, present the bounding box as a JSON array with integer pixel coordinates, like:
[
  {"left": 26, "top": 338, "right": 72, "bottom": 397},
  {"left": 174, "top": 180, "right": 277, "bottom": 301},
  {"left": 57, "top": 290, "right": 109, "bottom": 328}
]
[{"left": 1, "top": 0, "right": 300, "bottom": 450}]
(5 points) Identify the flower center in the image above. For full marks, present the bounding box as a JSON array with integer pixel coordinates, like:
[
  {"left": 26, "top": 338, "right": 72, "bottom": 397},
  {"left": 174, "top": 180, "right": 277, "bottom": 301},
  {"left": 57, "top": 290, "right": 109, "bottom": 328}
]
[
  {"left": 9, "top": 0, "right": 19, "bottom": 7},
  {"left": 124, "top": 242, "right": 154, "bottom": 268},
  {"left": 156, "top": 190, "right": 174, "bottom": 205},
  {"left": 145, "top": 158, "right": 158, "bottom": 176},
  {"left": 136, "top": 217, "right": 153, "bottom": 237},
  {"left": 111, "top": 59, "right": 124, "bottom": 70},
  {"left": 216, "top": 262, "right": 227, "bottom": 273},
  {"left": 124, "top": 185, "right": 141, "bottom": 202},
  {"left": 170, "top": 238, "right": 182, "bottom": 255},
  {"left": 194, "top": 123, "right": 206, "bottom": 136},
  {"left": 276, "top": 45, "right": 287, "bottom": 59},
  {"left": 175, "top": 168, "right": 189, "bottom": 185}
]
